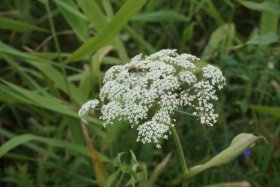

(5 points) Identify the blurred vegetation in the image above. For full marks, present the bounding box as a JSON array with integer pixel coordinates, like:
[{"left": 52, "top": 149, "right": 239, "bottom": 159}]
[{"left": 0, "top": 0, "right": 279, "bottom": 187}]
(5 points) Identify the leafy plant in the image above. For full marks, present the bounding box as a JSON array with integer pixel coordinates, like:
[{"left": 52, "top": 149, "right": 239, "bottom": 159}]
[{"left": 0, "top": 0, "right": 279, "bottom": 186}]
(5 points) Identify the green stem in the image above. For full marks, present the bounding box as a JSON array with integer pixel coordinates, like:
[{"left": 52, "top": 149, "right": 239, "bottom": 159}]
[
  {"left": 171, "top": 126, "right": 189, "bottom": 187},
  {"left": 45, "top": 0, "right": 72, "bottom": 102},
  {"left": 102, "top": 0, "right": 129, "bottom": 63}
]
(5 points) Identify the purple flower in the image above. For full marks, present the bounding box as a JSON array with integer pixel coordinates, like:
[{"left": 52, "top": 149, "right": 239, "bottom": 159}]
[{"left": 243, "top": 149, "right": 251, "bottom": 159}]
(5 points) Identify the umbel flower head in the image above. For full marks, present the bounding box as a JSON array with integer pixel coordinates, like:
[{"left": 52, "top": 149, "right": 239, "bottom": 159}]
[{"left": 79, "top": 49, "right": 226, "bottom": 148}]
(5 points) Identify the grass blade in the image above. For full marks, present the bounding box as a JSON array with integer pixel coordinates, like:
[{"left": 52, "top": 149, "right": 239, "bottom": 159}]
[
  {"left": 77, "top": 0, "right": 129, "bottom": 62},
  {"left": 65, "top": 0, "right": 147, "bottom": 63},
  {"left": 54, "top": 0, "right": 89, "bottom": 42},
  {"left": 131, "top": 10, "right": 188, "bottom": 22},
  {"left": 250, "top": 105, "right": 280, "bottom": 118},
  {"left": 0, "top": 134, "right": 109, "bottom": 162},
  {"left": 76, "top": 0, "right": 107, "bottom": 31},
  {"left": 144, "top": 153, "right": 171, "bottom": 187},
  {"left": 0, "top": 17, "right": 48, "bottom": 32},
  {"left": 0, "top": 41, "right": 85, "bottom": 104},
  {"left": 125, "top": 26, "right": 156, "bottom": 53}
]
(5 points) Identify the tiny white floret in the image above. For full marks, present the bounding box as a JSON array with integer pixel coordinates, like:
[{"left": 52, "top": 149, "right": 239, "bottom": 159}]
[{"left": 78, "top": 99, "right": 99, "bottom": 124}]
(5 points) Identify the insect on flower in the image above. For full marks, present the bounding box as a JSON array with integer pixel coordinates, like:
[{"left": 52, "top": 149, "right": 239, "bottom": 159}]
[{"left": 128, "top": 65, "right": 144, "bottom": 73}]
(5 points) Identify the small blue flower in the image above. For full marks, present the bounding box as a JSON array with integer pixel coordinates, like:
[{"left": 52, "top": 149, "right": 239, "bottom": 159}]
[{"left": 243, "top": 149, "right": 251, "bottom": 159}]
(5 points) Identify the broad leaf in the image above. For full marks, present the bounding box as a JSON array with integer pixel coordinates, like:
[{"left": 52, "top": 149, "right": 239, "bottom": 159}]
[
  {"left": 187, "top": 133, "right": 264, "bottom": 178},
  {"left": 239, "top": 1, "right": 280, "bottom": 15},
  {"left": 247, "top": 32, "right": 279, "bottom": 45}
]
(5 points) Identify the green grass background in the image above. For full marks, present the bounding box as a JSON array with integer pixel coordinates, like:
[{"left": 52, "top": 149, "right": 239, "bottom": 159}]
[{"left": 0, "top": 0, "right": 279, "bottom": 186}]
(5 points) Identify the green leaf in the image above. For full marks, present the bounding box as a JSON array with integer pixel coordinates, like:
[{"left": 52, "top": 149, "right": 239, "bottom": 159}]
[
  {"left": 239, "top": 1, "right": 280, "bottom": 15},
  {"left": 182, "top": 22, "right": 195, "bottom": 42},
  {"left": 0, "top": 17, "right": 48, "bottom": 32},
  {"left": 104, "top": 169, "right": 121, "bottom": 187},
  {"left": 247, "top": 32, "right": 279, "bottom": 45},
  {"left": 187, "top": 133, "right": 264, "bottom": 178},
  {"left": 54, "top": 0, "right": 89, "bottom": 42},
  {"left": 0, "top": 128, "right": 59, "bottom": 160},
  {"left": 144, "top": 153, "right": 171, "bottom": 187},
  {"left": 0, "top": 54, "right": 42, "bottom": 90},
  {"left": 1, "top": 80, "right": 78, "bottom": 118},
  {"left": 0, "top": 134, "right": 109, "bottom": 162},
  {"left": 250, "top": 105, "right": 280, "bottom": 118},
  {"left": 202, "top": 23, "right": 235, "bottom": 60},
  {"left": 0, "top": 80, "right": 102, "bottom": 126},
  {"left": 132, "top": 10, "right": 188, "bottom": 22},
  {"left": 203, "top": 181, "right": 251, "bottom": 187},
  {"left": 203, "top": 0, "right": 224, "bottom": 25},
  {"left": 0, "top": 41, "right": 84, "bottom": 104},
  {"left": 77, "top": 0, "right": 129, "bottom": 62},
  {"left": 54, "top": 0, "right": 86, "bottom": 20},
  {"left": 125, "top": 26, "right": 156, "bottom": 53},
  {"left": 65, "top": 0, "right": 147, "bottom": 63},
  {"left": 76, "top": 0, "right": 108, "bottom": 31},
  {"left": 260, "top": 0, "right": 280, "bottom": 34},
  {"left": 0, "top": 84, "right": 33, "bottom": 104}
]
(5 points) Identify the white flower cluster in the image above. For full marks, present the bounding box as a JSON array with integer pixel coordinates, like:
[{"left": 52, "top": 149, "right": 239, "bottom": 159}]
[
  {"left": 78, "top": 99, "right": 99, "bottom": 124},
  {"left": 78, "top": 49, "right": 226, "bottom": 148}
]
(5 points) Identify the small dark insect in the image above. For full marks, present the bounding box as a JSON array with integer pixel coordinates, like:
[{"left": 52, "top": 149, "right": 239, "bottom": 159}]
[{"left": 128, "top": 66, "right": 144, "bottom": 73}]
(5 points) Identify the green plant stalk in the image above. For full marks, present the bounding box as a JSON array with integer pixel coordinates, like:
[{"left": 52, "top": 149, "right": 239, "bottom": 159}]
[
  {"left": 102, "top": 0, "right": 129, "bottom": 63},
  {"left": 80, "top": 122, "right": 106, "bottom": 186},
  {"left": 171, "top": 126, "right": 189, "bottom": 187},
  {"left": 45, "top": 0, "right": 72, "bottom": 102}
]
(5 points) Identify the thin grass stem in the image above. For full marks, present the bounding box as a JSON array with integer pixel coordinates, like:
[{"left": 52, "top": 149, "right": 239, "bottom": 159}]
[{"left": 45, "top": 0, "right": 72, "bottom": 102}]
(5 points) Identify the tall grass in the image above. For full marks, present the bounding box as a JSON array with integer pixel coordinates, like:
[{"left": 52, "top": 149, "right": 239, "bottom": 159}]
[{"left": 0, "top": 0, "right": 279, "bottom": 186}]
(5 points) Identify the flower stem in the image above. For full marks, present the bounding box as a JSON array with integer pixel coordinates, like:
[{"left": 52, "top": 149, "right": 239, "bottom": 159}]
[
  {"left": 171, "top": 126, "right": 189, "bottom": 187},
  {"left": 80, "top": 122, "right": 106, "bottom": 186}
]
